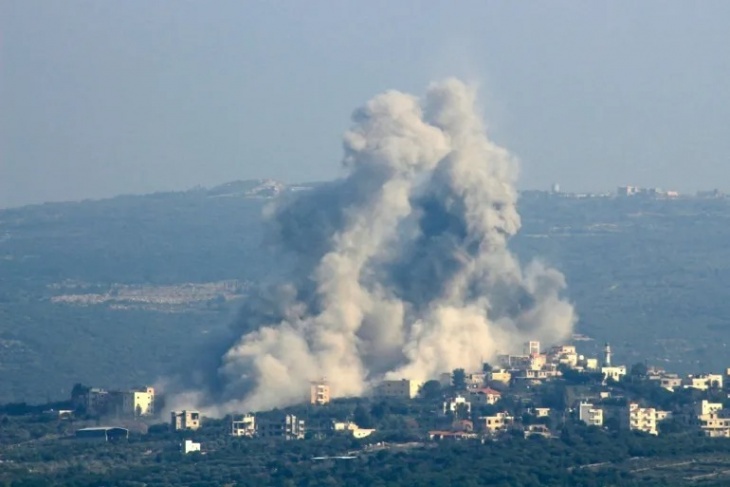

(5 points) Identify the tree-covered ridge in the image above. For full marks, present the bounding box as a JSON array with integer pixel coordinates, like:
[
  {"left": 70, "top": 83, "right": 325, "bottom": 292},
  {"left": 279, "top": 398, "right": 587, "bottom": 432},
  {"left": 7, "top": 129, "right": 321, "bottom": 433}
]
[{"left": 3, "top": 186, "right": 730, "bottom": 403}]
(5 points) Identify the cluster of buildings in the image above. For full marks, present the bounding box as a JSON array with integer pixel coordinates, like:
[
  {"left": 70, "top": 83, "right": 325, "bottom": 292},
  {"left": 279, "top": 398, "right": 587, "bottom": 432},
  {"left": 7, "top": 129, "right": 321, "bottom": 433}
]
[
  {"left": 227, "top": 412, "right": 375, "bottom": 441},
  {"left": 652, "top": 372, "right": 723, "bottom": 392},
  {"left": 73, "top": 386, "right": 156, "bottom": 418},
  {"left": 577, "top": 400, "right": 672, "bottom": 436},
  {"left": 616, "top": 186, "right": 680, "bottom": 198},
  {"left": 493, "top": 340, "right": 625, "bottom": 385},
  {"left": 402, "top": 339, "right": 730, "bottom": 439},
  {"left": 69, "top": 339, "right": 730, "bottom": 450},
  {"left": 170, "top": 410, "right": 307, "bottom": 444}
]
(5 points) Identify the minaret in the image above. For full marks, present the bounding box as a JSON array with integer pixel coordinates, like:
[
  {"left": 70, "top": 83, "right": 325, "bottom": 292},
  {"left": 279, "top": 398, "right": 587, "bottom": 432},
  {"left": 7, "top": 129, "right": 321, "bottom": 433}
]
[{"left": 603, "top": 342, "right": 612, "bottom": 367}]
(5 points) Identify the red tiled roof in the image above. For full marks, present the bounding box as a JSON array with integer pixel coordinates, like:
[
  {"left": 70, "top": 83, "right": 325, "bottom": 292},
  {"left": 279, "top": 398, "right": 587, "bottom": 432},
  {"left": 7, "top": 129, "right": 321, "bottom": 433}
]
[{"left": 472, "top": 387, "right": 502, "bottom": 396}]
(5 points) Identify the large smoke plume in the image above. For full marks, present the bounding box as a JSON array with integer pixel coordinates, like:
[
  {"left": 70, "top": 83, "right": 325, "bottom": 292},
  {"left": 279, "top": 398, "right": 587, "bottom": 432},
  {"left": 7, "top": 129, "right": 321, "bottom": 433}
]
[{"left": 174, "top": 79, "right": 576, "bottom": 415}]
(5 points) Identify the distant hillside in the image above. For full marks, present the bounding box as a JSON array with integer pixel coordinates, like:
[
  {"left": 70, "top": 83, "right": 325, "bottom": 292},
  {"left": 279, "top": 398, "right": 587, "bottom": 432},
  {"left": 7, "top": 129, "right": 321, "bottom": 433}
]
[{"left": 1, "top": 182, "right": 730, "bottom": 403}]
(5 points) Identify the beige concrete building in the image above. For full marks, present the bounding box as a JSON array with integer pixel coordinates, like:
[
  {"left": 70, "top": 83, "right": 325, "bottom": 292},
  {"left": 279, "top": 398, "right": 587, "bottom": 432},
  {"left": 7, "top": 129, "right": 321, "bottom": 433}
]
[
  {"left": 469, "top": 387, "right": 502, "bottom": 406},
  {"left": 122, "top": 387, "right": 155, "bottom": 417},
  {"left": 479, "top": 412, "right": 514, "bottom": 434},
  {"left": 698, "top": 416, "right": 730, "bottom": 437},
  {"left": 697, "top": 400, "right": 723, "bottom": 417},
  {"left": 660, "top": 374, "right": 683, "bottom": 391},
  {"left": 579, "top": 402, "right": 604, "bottom": 427},
  {"left": 310, "top": 380, "right": 330, "bottom": 405},
  {"left": 516, "top": 369, "right": 550, "bottom": 382},
  {"left": 656, "top": 410, "right": 673, "bottom": 422},
  {"left": 231, "top": 414, "right": 256, "bottom": 437},
  {"left": 583, "top": 358, "right": 599, "bottom": 370},
  {"left": 685, "top": 374, "right": 724, "bottom": 391},
  {"left": 171, "top": 410, "right": 201, "bottom": 431},
  {"left": 376, "top": 379, "right": 423, "bottom": 399},
  {"left": 529, "top": 354, "right": 548, "bottom": 371},
  {"left": 465, "top": 372, "right": 487, "bottom": 388},
  {"left": 489, "top": 369, "right": 512, "bottom": 384},
  {"left": 531, "top": 407, "right": 551, "bottom": 418},
  {"left": 83, "top": 388, "right": 114, "bottom": 416},
  {"left": 524, "top": 424, "right": 551, "bottom": 439},
  {"left": 696, "top": 402, "right": 730, "bottom": 437}
]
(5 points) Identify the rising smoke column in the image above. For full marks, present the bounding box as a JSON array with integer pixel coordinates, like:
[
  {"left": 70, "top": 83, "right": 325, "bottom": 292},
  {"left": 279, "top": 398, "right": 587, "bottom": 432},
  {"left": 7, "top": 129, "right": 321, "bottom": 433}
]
[{"left": 188, "top": 79, "right": 576, "bottom": 414}]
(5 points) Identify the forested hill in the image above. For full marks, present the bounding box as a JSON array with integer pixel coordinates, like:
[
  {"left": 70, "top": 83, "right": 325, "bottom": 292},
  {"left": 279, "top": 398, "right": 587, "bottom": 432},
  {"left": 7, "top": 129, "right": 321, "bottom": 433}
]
[{"left": 2, "top": 182, "right": 730, "bottom": 403}]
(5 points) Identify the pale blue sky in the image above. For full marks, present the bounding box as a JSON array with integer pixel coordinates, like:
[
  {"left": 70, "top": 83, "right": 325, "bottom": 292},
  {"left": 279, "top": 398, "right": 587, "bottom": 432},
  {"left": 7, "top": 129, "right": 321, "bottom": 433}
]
[{"left": 1, "top": 1, "right": 729, "bottom": 208}]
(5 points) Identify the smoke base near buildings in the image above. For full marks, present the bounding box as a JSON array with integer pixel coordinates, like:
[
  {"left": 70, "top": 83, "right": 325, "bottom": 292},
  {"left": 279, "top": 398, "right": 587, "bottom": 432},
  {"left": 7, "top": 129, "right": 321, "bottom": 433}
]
[{"left": 168, "top": 78, "right": 576, "bottom": 416}]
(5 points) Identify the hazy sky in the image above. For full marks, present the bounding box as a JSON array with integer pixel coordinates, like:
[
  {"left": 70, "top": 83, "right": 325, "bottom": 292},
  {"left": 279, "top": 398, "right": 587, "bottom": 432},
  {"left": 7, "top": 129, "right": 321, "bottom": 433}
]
[{"left": 2, "top": 1, "right": 729, "bottom": 208}]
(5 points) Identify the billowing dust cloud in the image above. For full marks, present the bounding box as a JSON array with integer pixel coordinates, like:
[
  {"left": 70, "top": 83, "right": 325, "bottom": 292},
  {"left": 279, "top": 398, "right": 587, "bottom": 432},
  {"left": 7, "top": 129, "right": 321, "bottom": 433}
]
[{"left": 174, "top": 79, "right": 576, "bottom": 415}]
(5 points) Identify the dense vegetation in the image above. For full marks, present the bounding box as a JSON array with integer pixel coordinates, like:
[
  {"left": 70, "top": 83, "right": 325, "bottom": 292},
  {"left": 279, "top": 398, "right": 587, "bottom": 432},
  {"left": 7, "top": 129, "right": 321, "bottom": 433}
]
[
  {"left": 3, "top": 414, "right": 730, "bottom": 486},
  {"left": 2, "top": 183, "right": 730, "bottom": 403},
  {"left": 4, "top": 367, "right": 730, "bottom": 486}
]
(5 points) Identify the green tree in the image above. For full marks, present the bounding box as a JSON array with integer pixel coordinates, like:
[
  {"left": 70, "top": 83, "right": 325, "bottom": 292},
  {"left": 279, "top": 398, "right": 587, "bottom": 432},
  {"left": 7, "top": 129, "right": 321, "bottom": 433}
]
[
  {"left": 353, "top": 404, "right": 374, "bottom": 428},
  {"left": 419, "top": 380, "right": 443, "bottom": 400},
  {"left": 452, "top": 368, "right": 466, "bottom": 391},
  {"left": 454, "top": 403, "right": 470, "bottom": 420},
  {"left": 629, "top": 362, "right": 648, "bottom": 379}
]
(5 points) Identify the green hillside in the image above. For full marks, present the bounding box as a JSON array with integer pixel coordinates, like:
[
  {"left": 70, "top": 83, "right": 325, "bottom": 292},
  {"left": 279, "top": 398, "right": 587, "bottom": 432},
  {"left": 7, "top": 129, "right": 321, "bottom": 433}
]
[{"left": 1, "top": 183, "right": 730, "bottom": 403}]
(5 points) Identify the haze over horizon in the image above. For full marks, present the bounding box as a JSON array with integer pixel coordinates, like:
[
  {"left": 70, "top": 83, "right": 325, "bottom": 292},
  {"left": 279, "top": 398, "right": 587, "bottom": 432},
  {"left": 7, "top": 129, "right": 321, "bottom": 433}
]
[{"left": 2, "top": 1, "right": 729, "bottom": 208}]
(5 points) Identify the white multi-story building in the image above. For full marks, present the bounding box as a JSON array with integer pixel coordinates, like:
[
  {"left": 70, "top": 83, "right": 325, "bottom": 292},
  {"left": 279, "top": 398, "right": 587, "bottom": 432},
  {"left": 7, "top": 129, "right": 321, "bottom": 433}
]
[
  {"left": 524, "top": 341, "right": 541, "bottom": 355},
  {"left": 578, "top": 402, "right": 604, "bottom": 427},
  {"left": 443, "top": 395, "right": 471, "bottom": 416},
  {"left": 623, "top": 403, "right": 670, "bottom": 435}
]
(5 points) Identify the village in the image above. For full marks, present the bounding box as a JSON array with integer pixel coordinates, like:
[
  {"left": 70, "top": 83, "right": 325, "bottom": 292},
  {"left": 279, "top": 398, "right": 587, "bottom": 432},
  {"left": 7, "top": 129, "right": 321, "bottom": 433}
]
[{"left": 52, "top": 339, "right": 730, "bottom": 454}]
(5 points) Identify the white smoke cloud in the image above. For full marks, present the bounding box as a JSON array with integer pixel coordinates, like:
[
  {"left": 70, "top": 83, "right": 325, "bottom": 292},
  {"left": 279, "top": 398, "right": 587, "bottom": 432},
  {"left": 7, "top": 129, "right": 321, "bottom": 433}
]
[{"left": 174, "top": 78, "right": 576, "bottom": 415}]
